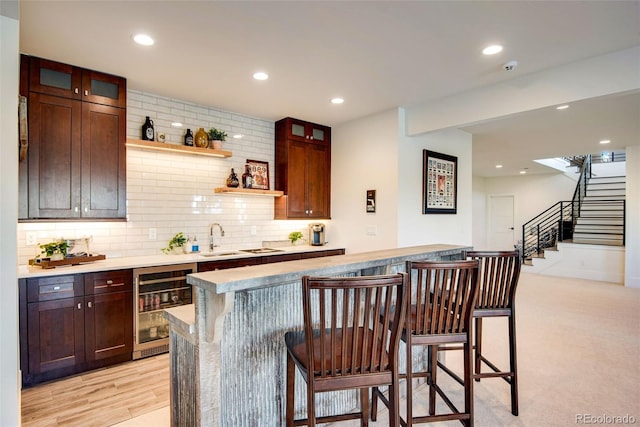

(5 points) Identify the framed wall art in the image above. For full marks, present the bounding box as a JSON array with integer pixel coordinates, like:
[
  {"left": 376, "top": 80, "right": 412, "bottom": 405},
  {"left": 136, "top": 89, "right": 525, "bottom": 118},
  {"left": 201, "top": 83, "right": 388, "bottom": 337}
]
[
  {"left": 423, "top": 150, "right": 457, "bottom": 214},
  {"left": 246, "top": 159, "right": 270, "bottom": 190}
]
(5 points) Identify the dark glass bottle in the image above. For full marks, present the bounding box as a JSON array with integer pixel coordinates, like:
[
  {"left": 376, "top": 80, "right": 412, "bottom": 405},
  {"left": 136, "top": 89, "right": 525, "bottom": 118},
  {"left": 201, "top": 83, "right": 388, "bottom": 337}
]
[
  {"left": 142, "top": 116, "right": 155, "bottom": 141},
  {"left": 242, "top": 164, "right": 253, "bottom": 189},
  {"left": 184, "top": 129, "right": 194, "bottom": 146},
  {"left": 226, "top": 168, "right": 239, "bottom": 187}
]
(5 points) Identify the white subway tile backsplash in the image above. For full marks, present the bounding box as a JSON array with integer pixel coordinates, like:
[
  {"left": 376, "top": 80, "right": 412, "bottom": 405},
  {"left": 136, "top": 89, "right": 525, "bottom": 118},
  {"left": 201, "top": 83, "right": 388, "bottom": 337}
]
[{"left": 16, "top": 89, "right": 313, "bottom": 265}]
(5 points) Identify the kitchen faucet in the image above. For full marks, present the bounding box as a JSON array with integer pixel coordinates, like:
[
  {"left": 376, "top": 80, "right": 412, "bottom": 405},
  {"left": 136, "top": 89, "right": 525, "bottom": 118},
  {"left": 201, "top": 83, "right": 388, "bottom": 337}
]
[{"left": 209, "top": 223, "right": 225, "bottom": 251}]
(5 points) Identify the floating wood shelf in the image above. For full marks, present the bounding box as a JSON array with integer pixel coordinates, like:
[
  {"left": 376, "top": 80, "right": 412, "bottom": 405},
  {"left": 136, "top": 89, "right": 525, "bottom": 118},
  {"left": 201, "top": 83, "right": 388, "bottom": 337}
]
[
  {"left": 214, "top": 187, "right": 283, "bottom": 197},
  {"left": 126, "top": 139, "right": 232, "bottom": 158}
]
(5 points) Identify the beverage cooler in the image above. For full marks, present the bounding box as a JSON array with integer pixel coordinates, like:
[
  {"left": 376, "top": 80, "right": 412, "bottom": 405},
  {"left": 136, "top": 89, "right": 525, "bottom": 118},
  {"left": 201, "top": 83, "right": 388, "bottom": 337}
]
[{"left": 132, "top": 263, "right": 197, "bottom": 359}]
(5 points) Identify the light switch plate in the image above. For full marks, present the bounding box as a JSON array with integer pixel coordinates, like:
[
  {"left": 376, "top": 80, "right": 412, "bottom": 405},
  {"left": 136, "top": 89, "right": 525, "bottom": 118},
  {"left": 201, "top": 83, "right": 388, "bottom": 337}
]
[
  {"left": 366, "top": 226, "right": 377, "bottom": 236},
  {"left": 149, "top": 228, "right": 157, "bottom": 240},
  {"left": 251, "top": 226, "right": 257, "bottom": 236}
]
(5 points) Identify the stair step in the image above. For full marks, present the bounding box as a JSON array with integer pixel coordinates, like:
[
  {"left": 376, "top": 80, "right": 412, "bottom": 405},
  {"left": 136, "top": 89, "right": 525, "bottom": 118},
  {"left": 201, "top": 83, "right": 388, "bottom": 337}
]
[
  {"left": 587, "top": 182, "right": 626, "bottom": 190},
  {"left": 571, "top": 237, "right": 624, "bottom": 246},
  {"left": 588, "top": 176, "right": 626, "bottom": 184},
  {"left": 576, "top": 218, "right": 624, "bottom": 225},
  {"left": 574, "top": 225, "right": 623, "bottom": 233},
  {"left": 579, "top": 211, "right": 625, "bottom": 217}
]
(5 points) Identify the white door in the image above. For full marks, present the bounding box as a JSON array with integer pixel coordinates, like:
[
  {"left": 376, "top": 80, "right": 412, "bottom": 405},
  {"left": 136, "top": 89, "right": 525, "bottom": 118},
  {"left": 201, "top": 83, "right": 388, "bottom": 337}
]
[{"left": 488, "top": 195, "right": 515, "bottom": 250}]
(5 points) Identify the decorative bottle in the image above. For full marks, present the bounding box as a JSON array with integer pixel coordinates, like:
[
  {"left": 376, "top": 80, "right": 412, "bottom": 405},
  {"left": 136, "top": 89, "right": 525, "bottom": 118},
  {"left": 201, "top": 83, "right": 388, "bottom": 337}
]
[
  {"left": 191, "top": 236, "right": 199, "bottom": 253},
  {"left": 194, "top": 128, "right": 208, "bottom": 148},
  {"left": 184, "top": 129, "right": 194, "bottom": 146},
  {"left": 242, "top": 164, "right": 253, "bottom": 189},
  {"left": 142, "top": 116, "right": 155, "bottom": 141},
  {"left": 226, "top": 168, "right": 239, "bottom": 188}
]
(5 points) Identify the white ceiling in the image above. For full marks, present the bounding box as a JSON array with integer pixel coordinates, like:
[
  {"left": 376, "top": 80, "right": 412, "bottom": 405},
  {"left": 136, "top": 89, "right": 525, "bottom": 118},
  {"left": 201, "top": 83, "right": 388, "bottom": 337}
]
[{"left": 19, "top": 1, "right": 640, "bottom": 177}]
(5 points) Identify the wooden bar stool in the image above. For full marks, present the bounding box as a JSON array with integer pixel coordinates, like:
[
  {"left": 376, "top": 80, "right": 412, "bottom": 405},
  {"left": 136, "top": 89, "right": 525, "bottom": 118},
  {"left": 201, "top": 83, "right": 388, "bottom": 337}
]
[
  {"left": 285, "top": 273, "right": 408, "bottom": 426},
  {"left": 437, "top": 251, "right": 521, "bottom": 415},
  {"left": 373, "top": 260, "right": 480, "bottom": 426}
]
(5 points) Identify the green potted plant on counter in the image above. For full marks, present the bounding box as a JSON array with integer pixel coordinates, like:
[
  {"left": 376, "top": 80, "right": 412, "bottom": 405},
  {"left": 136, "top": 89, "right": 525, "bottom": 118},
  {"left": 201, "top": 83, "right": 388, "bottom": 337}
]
[
  {"left": 38, "top": 239, "right": 69, "bottom": 261},
  {"left": 288, "top": 231, "right": 305, "bottom": 246},
  {"left": 162, "top": 232, "right": 188, "bottom": 254},
  {"left": 208, "top": 128, "right": 227, "bottom": 150}
]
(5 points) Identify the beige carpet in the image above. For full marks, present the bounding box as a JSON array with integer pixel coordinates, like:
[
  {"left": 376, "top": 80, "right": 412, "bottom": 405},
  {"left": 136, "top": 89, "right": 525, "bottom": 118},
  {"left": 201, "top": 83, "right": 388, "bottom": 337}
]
[{"left": 327, "top": 272, "right": 640, "bottom": 426}]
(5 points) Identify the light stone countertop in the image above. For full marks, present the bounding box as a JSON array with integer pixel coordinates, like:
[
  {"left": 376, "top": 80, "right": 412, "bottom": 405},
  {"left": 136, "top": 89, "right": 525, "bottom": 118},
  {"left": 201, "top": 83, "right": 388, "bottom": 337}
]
[
  {"left": 17, "top": 244, "right": 343, "bottom": 279},
  {"left": 188, "top": 244, "right": 470, "bottom": 294}
]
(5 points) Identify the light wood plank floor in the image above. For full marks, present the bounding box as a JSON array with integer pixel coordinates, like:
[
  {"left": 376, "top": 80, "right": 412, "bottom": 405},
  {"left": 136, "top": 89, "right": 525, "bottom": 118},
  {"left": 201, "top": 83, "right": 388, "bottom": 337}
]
[{"left": 21, "top": 354, "right": 170, "bottom": 427}]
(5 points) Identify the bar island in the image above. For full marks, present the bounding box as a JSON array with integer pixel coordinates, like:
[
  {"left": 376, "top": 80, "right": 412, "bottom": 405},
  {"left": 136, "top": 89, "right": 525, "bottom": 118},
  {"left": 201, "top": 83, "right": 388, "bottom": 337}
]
[{"left": 165, "top": 244, "right": 470, "bottom": 426}]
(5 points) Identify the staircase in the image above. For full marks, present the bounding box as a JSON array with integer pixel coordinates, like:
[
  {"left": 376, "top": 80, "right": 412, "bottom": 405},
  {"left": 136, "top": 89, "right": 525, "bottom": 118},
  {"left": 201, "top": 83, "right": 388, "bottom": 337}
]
[
  {"left": 519, "top": 154, "right": 626, "bottom": 265},
  {"left": 572, "top": 175, "right": 625, "bottom": 245}
]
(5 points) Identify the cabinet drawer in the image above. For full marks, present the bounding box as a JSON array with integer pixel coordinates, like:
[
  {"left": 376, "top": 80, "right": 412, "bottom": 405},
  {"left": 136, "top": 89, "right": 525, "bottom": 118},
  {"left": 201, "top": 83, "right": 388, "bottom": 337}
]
[
  {"left": 84, "top": 269, "right": 133, "bottom": 295},
  {"left": 27, "top": 275, "right": 83, "bottom": 303}
]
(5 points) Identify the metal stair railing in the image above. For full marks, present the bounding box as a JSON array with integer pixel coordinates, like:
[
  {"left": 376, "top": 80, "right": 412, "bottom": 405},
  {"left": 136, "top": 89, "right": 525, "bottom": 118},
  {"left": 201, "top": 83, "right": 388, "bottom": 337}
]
[{"left": 520, "top": 201, "right": 574, "bottom": 261}]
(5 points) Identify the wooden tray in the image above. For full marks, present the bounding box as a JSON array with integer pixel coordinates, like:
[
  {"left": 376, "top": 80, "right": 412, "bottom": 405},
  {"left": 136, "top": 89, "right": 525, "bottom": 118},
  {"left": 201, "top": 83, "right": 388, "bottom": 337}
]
[{"left": 29, "top": 254, "right": 106, "bottom": 269}]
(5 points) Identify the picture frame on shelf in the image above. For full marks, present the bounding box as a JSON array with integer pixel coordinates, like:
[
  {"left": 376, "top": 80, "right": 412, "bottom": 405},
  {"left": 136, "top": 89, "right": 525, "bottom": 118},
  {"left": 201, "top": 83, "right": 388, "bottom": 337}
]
[
  {"left": 423, "top": 150, "right": 457, "bottom": 214},
  {"left": 246, "top": 159, "right": 270, "bottom": 190}
]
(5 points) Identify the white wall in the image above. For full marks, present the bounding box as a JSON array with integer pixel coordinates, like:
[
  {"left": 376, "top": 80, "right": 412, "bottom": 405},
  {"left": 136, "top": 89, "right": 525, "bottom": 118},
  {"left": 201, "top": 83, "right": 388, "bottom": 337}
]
[
  {"left": 1, "top": 7, "right": 21, "bottom": 427},
  {"left": 480, "top": 172, "right": 575, "bottom": 246},
  {"left": 625, "top": 145, "right": 640, "bottom": 288},
  {"left": 397, "top": 123, "right": 473, "bottom": 247},
  {"left": 472, "top": 175, "right": 487, "bottom": 249},
  {"left": 331, "top": 109, "right": 399, "bottom": 253}
]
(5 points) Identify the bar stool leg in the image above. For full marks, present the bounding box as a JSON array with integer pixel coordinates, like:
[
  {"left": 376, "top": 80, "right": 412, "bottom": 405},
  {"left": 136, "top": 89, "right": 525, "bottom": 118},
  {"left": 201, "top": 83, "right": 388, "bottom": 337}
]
[
  {"left": 509, "top": 314, "right": 519, "bottom": 416},
  {"left": 406, "top": 338, "right": 413, "bottom": 427},
  {"left": 428, "top": 345, "right": 437, "bottom": 416},
  {"left": 464, "top": 341, "right": 474, "bottom": 427},
  {"left": 474, "top": 317, "right": 483, "bottom": 382},
  {"left": 360, "top": 388, "right": 370, "bottom": 427},
  {"left": 286, "top": 352, "right": 295, "bottom": 427}
]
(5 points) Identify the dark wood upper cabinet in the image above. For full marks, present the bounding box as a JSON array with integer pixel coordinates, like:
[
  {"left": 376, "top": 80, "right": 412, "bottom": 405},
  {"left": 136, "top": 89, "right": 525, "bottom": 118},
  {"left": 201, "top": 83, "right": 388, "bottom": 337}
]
[
  {"left": 274, "top": 117, "right": 331, "bottom": 219},
  {"left": 20, "top": 55, "right": 126, "bottom": 220},
  {"left": 28, "top": 56, "right": 126, "bottom": 108}
]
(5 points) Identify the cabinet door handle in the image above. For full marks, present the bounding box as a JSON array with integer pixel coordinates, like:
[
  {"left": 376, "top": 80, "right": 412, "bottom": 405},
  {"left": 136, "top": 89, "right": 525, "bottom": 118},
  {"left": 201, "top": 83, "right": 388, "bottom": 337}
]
[
  {"left": 53, "top": 286, "right": 61, "bottom": 291},
  {"left": 84, "top": 90, "right": 89, "bottom": 96},
  {"left": 87, "top": 301, "right": 92, "bottom": 308},
  {"left": 74, "top": 206, "right": 79, "bottom": 212},
  {"left": 77, "top": 303, "right": 82, "bottom": 310},
  {"left": 106, "top": 280, "right": 113, "bottom": 285},
  {"left": 74, "top": 88, "right": 79, "bottom": 94},
  {"left": 309, "top": 210, "right": 313, "bottom": 214}
]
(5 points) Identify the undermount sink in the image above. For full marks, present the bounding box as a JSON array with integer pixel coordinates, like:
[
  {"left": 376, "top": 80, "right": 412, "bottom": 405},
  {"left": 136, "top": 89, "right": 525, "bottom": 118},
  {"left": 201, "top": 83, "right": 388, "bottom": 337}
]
[
  {"left": 199, "top": 251, "right": 241, "bottom": 257},
  {"left": 238, "top": 248, "right": 284, "bottom": 254}
]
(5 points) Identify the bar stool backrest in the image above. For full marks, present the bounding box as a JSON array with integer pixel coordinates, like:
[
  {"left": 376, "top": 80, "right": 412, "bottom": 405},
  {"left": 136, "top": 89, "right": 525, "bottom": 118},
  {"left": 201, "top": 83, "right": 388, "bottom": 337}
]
[
  {"left": 466, "top": 251, "right": 521, "bottom": 313},
  {"left": 406, "top": 260, "right": 479, "bottom": 340},
  {"left": 302, "top": 274, "right": 407, "bottom": 380}
]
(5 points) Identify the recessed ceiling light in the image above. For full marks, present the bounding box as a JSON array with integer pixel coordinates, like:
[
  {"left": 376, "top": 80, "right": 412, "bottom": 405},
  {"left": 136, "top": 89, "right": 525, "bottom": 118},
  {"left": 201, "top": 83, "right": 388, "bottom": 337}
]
[
  {"left": 133, "top": 34, "right": 154, "bottom": 46},
  {"left": 331, "top": 97, "right": 344, "bottom": 105},
  {"left": 253, "top": 72, "right": 269, "bottom": 81},
  {"left": 495, "top": 164, "right": 503, "bottom": 168},
  {"left": 520, "top": 170, "right": 527, "bottom": 174},
  {"left": 171, "top": 122, "right": 183, "bottom": 127},
  {"left": 482, "top": 45, "right": 503, "bottom": 55},
  {"left": 233, "top": 134, "right": 243, "bottom": 139},
  {"left": 599, "top": 139, "right": 611, "bottom": 144},
  {"left": 556, "top": 105, "right": 569, "bottom": 110}
]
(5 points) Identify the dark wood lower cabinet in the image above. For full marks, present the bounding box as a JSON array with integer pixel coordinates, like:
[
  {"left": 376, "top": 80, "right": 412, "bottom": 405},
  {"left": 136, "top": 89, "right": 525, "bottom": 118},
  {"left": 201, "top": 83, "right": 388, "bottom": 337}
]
[
  {"left": 20, "top": 270, "right": 133, "bottom": 387},
  {"left": 85, "top": 290, "right": 133, "bottom": 369},
  {"left": 26, "top": 296, "right": 85, "bottom": 378},
  {"left": 19, "top": 251, "right": 345, "bottom": 386}
]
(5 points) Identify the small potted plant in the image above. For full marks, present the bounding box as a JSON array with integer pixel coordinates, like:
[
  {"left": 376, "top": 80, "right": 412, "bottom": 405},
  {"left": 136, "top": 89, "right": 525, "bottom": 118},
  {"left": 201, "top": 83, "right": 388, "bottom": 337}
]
[
  {"left": 38, "top": 239, "right": 69, "bottom": 261},
  {"left": 162, "top": 232, "right": 188, "bottom": 254},
  {"left": 208, "top": 128, "right": 228, "bottom": 149},
  {"left": 288, "top": 231, "right": 305, "bottom": 246}
]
